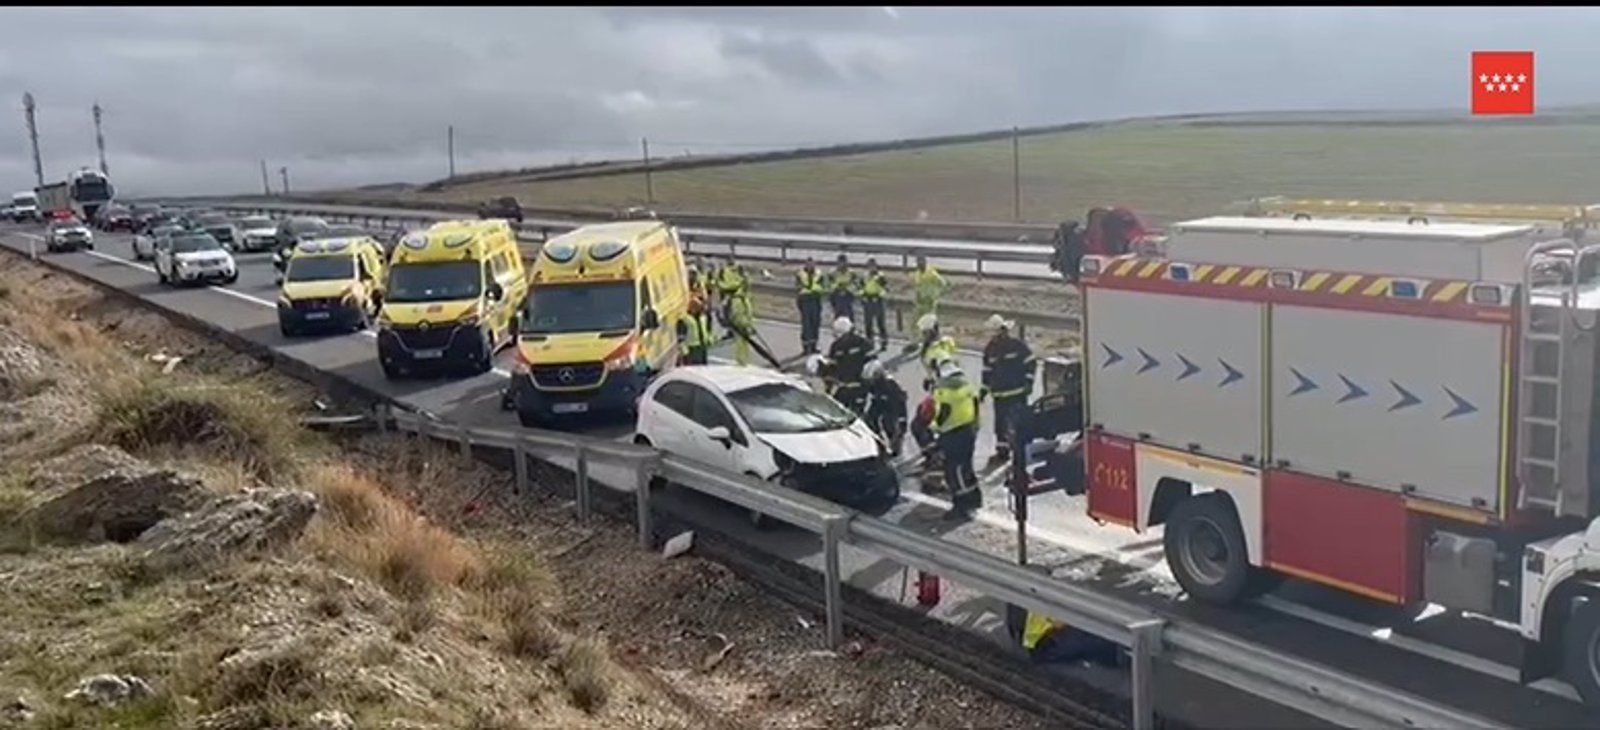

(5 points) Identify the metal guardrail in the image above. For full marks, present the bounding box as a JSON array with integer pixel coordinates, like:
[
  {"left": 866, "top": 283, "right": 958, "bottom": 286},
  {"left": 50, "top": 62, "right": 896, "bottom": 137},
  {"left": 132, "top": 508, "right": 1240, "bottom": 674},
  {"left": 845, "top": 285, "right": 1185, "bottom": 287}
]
[
  {"left": 206, "top": 202, "right": 1064, "bottom": 281},
  {"left": 381, "top": 406, "right": 1509, "bottom": 730}
]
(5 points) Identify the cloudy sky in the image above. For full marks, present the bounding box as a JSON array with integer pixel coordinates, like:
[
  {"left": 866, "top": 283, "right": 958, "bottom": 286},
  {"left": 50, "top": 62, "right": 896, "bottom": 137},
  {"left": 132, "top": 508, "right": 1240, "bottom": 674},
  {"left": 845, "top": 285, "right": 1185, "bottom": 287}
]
[{"left": 1, "top": 7, "right": 1597, "bottom": 197}]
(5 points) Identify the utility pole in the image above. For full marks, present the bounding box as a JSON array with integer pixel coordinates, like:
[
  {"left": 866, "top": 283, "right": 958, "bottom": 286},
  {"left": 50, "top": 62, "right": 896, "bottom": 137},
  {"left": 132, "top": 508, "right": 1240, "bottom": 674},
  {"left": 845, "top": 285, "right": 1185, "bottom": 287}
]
[
  {"left": 92, "top": 101, "right": 108, "bottom": 176},
  {"left": 447, "top": 125, "right": 455, "bottom": 178},
  {"left": 260, "top": 160, "right": 272, "bottom": 196},
  {"left": 279, "top": 166, "right": 289, "bottom": 196},
  {"left": 1011, "top": 125, "right": 1021, "bottom": 222},
  {"left": 23, "top": 92, "right": 43, "bottom": 187},
  {"left": 642, "top": 136, "right": 654, "bottom": 205}
]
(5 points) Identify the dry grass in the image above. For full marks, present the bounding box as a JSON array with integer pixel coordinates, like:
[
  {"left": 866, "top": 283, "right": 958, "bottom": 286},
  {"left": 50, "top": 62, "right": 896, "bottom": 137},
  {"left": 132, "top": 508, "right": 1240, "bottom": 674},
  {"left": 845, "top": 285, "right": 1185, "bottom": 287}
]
[
  {"left": 556, "top": 637, "right": 614, "bottom": 713},
  {"left": 90, "top": 371, "right": 305, "bottom": 482}
]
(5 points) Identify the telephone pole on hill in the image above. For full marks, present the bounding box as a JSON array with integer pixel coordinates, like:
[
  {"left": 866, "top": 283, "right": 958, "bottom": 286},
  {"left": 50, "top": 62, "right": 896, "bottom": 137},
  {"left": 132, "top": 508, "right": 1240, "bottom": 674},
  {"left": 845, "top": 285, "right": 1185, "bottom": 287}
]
[
  {"left": 260, "top": 160, "right": 272, "bottom": 196},
  {"left": 447, "top": 125, "right": 455, "bottom": 178},
  {"left": 23, "top": 92, "right": 43, "bottom": 187},
  {"left": 641, "top": 137, "right": 654, "bottom": 205},
  {"left": 279, "top": 167, "right": 290, "bottom": 196},
  {"left": 93, "top": 101, "right": 108, "bottom": 176}
]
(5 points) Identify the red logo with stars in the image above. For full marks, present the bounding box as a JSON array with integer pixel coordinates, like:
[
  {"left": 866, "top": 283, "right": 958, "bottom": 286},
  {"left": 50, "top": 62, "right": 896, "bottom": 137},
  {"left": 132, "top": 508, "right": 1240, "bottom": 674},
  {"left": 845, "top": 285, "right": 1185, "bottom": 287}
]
[{"left": 1472, "top": 51, "right": 1533, "bottom": 115}]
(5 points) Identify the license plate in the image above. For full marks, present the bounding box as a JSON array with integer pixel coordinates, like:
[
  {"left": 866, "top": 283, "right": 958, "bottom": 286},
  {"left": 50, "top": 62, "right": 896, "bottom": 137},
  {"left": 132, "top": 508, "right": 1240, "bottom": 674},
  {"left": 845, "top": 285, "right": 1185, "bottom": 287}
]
[
  {"left": 413, "top": 349, "right": 445, "bottom": 360},
  {"left": 305, "top": 312, "right": 330, "bottom": 320},
  {"left": 552, "top": 402, "right": 589, "bottom": 414}
]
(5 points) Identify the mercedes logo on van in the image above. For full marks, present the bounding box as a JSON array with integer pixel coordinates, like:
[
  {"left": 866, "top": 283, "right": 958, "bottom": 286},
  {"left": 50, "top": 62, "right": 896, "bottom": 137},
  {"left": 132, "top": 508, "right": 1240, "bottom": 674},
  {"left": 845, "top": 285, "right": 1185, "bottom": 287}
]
[
  {"left": 418, "top": 321, "right": 430, "bottom": 331},
  {"left": 559, "top": 367, "right": 575, "bottom": 384}
]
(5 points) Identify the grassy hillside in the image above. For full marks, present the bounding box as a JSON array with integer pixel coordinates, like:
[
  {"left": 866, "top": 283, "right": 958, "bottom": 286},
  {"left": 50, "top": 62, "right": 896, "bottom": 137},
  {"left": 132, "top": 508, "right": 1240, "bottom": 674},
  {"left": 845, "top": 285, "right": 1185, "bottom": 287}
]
[{"left": 413, "top": 116, "right": 1600, "bottom": 225}]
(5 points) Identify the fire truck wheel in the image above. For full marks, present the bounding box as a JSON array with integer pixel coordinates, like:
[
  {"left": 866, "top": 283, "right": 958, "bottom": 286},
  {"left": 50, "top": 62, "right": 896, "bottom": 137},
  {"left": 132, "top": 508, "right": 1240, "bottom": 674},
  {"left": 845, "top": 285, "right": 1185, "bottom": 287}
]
[
  {"left": 1562, "top": 593, "right": 1600, "bottom": 706},
  {"left": 1164, "top": 493, "right": 1250, "bottom": 605}
]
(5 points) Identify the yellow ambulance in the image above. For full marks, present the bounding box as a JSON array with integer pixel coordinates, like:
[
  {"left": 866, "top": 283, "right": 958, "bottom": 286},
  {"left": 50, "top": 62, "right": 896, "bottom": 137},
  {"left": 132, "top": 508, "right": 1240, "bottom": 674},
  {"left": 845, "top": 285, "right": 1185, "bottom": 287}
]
[
  {"left": 507, "top": 220, "right": 689, "bottom": 426},
  {"left": 276, "top": 235, "right": 388, "bottom": 336},
  {"left": 376, "top": 219, "right": 527, "bottom": 378}
]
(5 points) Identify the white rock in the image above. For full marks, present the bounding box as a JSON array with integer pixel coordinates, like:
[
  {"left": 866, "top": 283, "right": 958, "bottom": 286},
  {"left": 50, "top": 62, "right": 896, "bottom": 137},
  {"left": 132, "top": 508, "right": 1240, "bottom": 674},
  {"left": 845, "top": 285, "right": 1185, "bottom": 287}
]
[
  {"left": 661, "top": 531, "right": 694, "bottom": 559},
  {"left": 63, "top": 674, "right": 151, "bottom": 706},
  {"left": 310, "top": 709, "right": 356, "bottom": 730}
]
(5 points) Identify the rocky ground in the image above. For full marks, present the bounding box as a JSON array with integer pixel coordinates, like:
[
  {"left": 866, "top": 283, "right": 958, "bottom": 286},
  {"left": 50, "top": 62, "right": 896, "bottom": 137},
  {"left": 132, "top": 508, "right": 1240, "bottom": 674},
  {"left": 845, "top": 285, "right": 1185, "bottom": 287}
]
[{"left": 0, "top": 252, "right": 1065, "bottom": 728}]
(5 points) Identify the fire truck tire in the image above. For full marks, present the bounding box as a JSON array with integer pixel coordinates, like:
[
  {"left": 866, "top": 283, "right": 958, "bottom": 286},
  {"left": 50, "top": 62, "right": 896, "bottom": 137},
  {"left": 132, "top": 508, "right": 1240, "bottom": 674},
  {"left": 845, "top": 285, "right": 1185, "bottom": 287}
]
[
  {"left": 1562, "top": 593, "right": 1600, "bottom": 706},
  {"left": 1165, "top": 493, "right": 1250, "bottom": 605}
]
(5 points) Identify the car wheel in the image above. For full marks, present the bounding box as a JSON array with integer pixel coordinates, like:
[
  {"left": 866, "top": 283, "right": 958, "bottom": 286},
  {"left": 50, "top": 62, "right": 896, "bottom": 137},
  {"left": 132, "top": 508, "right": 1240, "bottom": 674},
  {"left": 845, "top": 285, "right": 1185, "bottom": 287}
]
[
  {"left": 516, "top": 408, "right": 548, "bottom": 429},
  {"left": 157, "top": 268, "right": 169, "bottom": 285},
  {"left": 474, "top": 330, "right": 494, "bottom": 375},
  {"left": 380, "top": 360, "right": 403, "bottom": 380},
  {"left": 1563, "top": 593, "right": 1600, "bottom": 707},
  {"left": 1164, "top": 493, "right": 1252, "bottom": 604},
  {"left": 224, "top": 272, "right": 239, "bottom": 285},
  {"left": 280, "top": 321, "right": 296, "bottom": 338}
]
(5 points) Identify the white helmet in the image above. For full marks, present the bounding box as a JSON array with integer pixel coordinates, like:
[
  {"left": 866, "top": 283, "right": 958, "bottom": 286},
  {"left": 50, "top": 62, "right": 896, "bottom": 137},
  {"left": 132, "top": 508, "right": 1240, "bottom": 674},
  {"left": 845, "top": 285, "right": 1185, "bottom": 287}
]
[
  {"left": 863, "top": 359, "right": 885, "bottom": 381},
  {"left": 916, "top": 313, "right": 939, "bottom": 334},
  {"left": 833, "top": 317, "right": 853, "bottom": 336},
  {"left": 985, "top": 313, "right": 1012, "bottom": 332}
]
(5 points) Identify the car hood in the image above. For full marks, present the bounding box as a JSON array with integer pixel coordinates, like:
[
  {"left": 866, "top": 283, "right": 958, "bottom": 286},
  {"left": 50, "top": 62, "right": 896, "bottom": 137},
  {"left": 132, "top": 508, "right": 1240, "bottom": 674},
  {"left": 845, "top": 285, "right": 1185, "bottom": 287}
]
[
  {"left": 57, "top": 227, "right": 90, "bottom": 235},
  {"left": 243, "top": 227, "right": 277, "bottom": 237},
  {"left": 174, "top": 251, "right": 232, "bottom": 265},
  {"left": 282, "top": 279, "right": 356, "bottom": 300},
  {"left": 758, "top": 420, "right": 880, "bottom": 465}
]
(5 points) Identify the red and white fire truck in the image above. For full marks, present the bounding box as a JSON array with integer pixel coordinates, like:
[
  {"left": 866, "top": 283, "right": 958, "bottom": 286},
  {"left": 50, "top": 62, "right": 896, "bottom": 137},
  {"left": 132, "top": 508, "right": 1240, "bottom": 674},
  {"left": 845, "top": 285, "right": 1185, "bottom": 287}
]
[{"left": 1074, "top": 214, "right": 1600, "bottom": 704}]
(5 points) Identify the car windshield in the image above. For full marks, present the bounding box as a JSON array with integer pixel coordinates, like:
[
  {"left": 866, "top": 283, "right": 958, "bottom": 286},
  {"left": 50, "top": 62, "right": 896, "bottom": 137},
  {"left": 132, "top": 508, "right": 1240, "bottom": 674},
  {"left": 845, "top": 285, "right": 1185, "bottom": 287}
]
[
  {"left": 287, "top": 256, "right": 354, "bottom": 282},
  {"left": 726, "top": 382, "right": 858, "bottom": 434},
  {"left": 240, "top": 217, "right": 274, "bottom": 229},
  {"left": 150, "top": 226, "right": 182, "bottom": 237},
  {"left": 519, "top": 281, "right": 635, "bottom": 334},
  {"left": 198, "top": 216, "right": 228, "bottom": 227},
  {"left": 387, "top": 261, "right": 481, "bottom": 302},
  {"left": 171, "top": 235, "right": 222, "bottom": 253},
  {"left": 287, "top": 219, "right": 328, "bottom": 234}
]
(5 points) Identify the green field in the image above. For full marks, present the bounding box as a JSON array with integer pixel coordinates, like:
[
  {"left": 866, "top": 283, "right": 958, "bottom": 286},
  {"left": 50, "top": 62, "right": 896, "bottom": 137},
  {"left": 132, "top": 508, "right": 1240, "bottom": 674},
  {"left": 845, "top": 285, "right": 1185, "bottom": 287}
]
[{"left": 411, "top": 115, "right": 1600, "bottom": 225}]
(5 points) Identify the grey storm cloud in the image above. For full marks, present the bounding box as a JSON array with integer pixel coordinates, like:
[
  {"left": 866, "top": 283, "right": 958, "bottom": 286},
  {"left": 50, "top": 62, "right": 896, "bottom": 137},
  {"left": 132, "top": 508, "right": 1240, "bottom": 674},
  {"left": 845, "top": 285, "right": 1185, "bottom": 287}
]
[{"left": 1, "top": 7, "right": 1598, "bottom": 197}]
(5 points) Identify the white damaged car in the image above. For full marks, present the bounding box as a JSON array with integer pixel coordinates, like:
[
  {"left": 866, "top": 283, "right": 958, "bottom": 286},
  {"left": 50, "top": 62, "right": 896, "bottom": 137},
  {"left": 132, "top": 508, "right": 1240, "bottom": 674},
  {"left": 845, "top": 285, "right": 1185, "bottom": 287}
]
[{"left": 634, "top": 365, "right": 900, "bottom": 526}]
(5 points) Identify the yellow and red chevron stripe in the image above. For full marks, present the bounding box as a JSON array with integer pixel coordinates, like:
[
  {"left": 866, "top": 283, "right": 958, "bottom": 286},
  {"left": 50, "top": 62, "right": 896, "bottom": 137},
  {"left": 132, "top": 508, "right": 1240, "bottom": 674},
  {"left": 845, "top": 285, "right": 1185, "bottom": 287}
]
[{"left": 1083, "top": 255, "right": 1504, "bottom": 321}]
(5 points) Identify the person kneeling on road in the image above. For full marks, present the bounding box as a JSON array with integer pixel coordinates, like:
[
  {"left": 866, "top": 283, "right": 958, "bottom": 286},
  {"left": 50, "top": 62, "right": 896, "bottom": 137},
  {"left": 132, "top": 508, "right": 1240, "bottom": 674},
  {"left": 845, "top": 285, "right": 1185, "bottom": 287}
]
[{"left": 932, "top": 360, "right": 981, "bottom": 520}]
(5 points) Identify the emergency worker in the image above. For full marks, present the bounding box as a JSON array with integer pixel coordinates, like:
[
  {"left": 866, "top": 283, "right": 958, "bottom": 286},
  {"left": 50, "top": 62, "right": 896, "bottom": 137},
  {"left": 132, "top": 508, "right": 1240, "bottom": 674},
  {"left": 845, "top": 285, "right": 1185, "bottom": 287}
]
[
  {"left": 824, "top": 317, "right": 872, "bottom": 416},
  {"left": 725, "top": 290, "right": 755, "bottom": 366},
  {"left": 912, "top": 254, "right": 947, "bottom": 323},
  {"left": 677, "top": 296, "right": 714, "bottom": 365},
  {"left": 828, "top": 254, "right": 860, "bottom": 326},
  {"left": 863, "top": 360, "right": 908, "bottom": 457},
  {"left": 932, "top": 360, "right": 982, "bottom": 519},
  {"left": 981, "top": 314, "right": 1036, "bottom": 465},
  {"left": 796, "top": 258, "right": 827, "bottom": 354},
  {"left": 860, "top": 258, "right": 890, "bottom": 350}
]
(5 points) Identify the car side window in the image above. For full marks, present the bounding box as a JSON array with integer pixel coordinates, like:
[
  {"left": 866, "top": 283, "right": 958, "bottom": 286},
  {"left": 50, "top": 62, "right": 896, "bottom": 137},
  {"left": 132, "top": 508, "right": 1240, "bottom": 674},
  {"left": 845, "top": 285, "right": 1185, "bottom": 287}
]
[
  {"left": 690, "top": 387, "right": 746, "bottom": 445},
  {"left": 653, "top": 381, "right": 695, "bottom": 419}
]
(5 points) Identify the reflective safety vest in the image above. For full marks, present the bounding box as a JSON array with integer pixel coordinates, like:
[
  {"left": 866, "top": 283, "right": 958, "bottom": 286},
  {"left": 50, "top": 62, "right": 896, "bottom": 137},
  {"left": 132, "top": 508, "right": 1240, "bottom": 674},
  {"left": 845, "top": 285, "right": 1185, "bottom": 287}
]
[
  {"left": 718, "top": 265, "right": 748, "bottom": 295},
  {"left": 920, "top": 335, "right": 957, "bottom": 372},
  {"left": 830, "top": 269, "right": 860, "bottom": 295},
  {"left": 680, "top": 312, "right": 713, "bottom": 349},
  {"left": 862, "top": 271, "right": 888, "bottom": 299},
  {"left": 729, "top": 293, "right": 754, "bottom": 328},
  {"left": 1022, "top": 611, "right": 1063, "bottom": 651},
  {"left": 932, "top": 376, "right": 979, "bottom": 434},
  {"left": 796, "top": 269, "right": 826, "bottom": 297},
  {"left": 692, "top": 268, "right": 714, "bottom": 295},
  {"left": 913, "top": 265, "right": 947, "bottom": 303}
]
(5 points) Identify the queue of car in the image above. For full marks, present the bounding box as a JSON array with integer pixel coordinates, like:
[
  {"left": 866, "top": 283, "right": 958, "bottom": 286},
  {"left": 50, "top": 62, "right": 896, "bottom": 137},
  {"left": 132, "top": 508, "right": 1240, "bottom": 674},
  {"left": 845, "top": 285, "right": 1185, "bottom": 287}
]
[{"left": 5, "top": 206, "right": 905, "bottom": 524}]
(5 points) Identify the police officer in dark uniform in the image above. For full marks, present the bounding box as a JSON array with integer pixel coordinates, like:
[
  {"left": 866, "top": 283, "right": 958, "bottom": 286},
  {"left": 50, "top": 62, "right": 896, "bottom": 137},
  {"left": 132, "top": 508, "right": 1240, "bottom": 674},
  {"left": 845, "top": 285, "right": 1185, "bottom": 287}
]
[{"left": 863, "top": 359, "right": 908, "bottom": 457}]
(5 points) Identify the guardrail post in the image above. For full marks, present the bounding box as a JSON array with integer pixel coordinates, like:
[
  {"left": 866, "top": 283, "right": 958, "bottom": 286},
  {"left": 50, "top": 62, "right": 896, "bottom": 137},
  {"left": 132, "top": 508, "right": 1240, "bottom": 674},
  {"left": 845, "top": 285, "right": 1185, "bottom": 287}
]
[
  {"left": 457, "top": 423, "right": 472, "bottom": 458},
  {"left": 893, "top": 302, "right": 903, "bottom": 334},
  {"left": 374, "top": 403, "right": 389, "bottom": 434},
  {"left": 634, "top": 455, "right": 660, "bottom": 550},
  {"left": 975, "top": 254, "right": 985, "bottom": 280},
  {"left": 780, "top": 242, "right": 789, "bottom": 263},
  {"left": 575, "top": 445, "right": 592, "bottom": 522},
  {"left": 1129, "top": 619, "right": 1164, "bottom": 730},
  {"left": 513, "top": 439, "right": 529, "bottom": 495},
  {"left": 822, "top": 516, "right": 847, "bottom": 649}
]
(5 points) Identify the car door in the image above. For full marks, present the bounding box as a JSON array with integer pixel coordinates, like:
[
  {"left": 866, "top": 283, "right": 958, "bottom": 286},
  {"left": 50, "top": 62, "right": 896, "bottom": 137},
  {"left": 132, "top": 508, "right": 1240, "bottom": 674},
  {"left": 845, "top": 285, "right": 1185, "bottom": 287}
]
[
  {"left": 688, "top": 384, "right": 751, "bottom": 474},
  {"left": 644, "top": 380, "right": 700, "bottom": 457}
]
